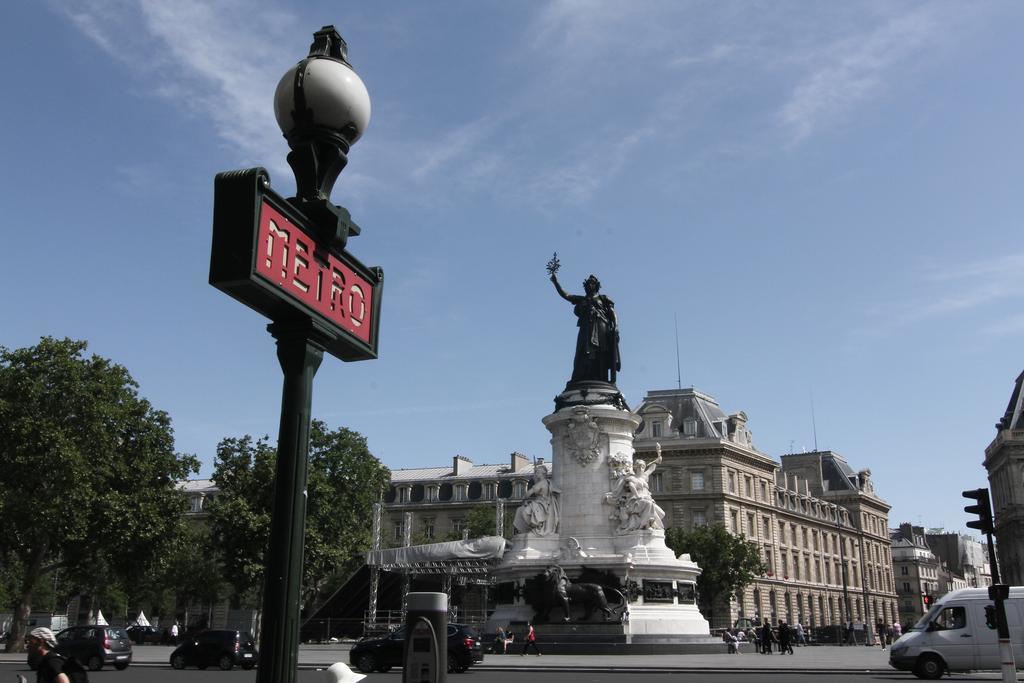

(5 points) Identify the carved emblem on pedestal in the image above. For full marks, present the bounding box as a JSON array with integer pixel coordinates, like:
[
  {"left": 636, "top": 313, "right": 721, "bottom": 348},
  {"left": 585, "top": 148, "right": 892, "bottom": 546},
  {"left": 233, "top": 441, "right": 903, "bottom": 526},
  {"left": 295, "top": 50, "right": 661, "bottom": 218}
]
[{"left": 564, "top": 406, "right": 602, "bottom": 467}]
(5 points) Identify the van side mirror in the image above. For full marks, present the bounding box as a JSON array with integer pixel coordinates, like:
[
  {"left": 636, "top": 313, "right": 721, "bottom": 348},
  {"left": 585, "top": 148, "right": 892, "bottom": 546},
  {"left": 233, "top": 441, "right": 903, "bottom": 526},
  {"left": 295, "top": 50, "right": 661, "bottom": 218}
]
[{"left": 926, "top": 622, "right": 939, "bottom": 632}]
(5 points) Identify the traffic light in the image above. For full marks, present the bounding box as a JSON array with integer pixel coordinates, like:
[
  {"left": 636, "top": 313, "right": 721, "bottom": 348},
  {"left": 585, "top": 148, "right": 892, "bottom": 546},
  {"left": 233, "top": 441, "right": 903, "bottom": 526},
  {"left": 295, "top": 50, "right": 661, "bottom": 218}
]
[
  {"left": 985, "top": 604, "right": 997, "bottom": 629},
  {"left": 963, "top": 488, "right": 994, "bottom": 535},
  {"left": 923, "top": 594, "right": 932, "bottom": 607}
]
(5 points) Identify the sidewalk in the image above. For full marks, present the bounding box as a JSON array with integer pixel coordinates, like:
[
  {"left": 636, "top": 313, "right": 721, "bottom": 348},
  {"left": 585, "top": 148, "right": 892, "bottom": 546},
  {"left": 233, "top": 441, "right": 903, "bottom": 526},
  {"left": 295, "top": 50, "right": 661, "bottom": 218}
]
[{"left": 0, "top": 644, "right": 898, "bottom": 673}]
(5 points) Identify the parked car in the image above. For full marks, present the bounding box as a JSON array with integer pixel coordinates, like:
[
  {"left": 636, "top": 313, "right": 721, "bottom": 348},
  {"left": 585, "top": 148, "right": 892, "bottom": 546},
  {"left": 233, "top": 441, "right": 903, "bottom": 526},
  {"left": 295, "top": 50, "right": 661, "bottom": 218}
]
[
  {"left": 126, "top": 625, "right": 161, "bottom": 644},
  {"left": 350, "top": 623, "right": 483, "bottom": 674},
  {"left": 169, "top": 630, "right": 258, "bottom": 671},
  {"left": 54, "top": 625, "right": 133, "bottom": 671}
]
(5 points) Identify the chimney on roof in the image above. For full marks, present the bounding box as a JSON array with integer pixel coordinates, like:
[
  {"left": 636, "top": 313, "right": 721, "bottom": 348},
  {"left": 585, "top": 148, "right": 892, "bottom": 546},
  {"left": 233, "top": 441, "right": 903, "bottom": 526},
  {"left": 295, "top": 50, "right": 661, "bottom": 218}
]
[
  {"left": 510, "top": 451, "right": 529, "bottom": 472},
  {"left": 453, "top": 455, "right": 472, "bottom": 477}
]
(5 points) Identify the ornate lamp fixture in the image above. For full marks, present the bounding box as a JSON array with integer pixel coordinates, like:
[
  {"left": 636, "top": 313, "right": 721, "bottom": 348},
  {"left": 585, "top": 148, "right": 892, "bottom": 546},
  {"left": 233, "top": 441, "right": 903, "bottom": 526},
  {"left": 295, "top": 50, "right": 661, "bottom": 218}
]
[{"left": 273, "top": 25, "right": 371, "bottom": 249}]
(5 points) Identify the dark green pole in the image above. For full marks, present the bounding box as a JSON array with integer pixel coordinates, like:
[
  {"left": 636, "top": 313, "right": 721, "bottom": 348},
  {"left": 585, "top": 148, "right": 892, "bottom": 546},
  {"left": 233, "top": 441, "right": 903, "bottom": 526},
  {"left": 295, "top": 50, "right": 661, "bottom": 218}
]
[{"left": 256, "top": 321, "right": 326, "bottom": 683}]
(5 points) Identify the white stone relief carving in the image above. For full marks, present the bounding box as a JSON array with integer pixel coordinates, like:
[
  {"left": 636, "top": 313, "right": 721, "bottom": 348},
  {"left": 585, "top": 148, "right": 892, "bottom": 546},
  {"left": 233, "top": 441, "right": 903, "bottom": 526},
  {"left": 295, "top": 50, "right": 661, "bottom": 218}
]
[{"left": 563, "top": 406, "right": 602, "bottom": 467}]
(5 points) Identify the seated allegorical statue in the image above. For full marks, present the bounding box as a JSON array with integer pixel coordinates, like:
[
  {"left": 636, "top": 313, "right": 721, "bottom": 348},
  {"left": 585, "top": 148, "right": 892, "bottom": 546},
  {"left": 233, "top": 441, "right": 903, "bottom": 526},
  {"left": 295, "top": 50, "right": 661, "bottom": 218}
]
[
  {"left": 513, "top": 464, "right": 560, "bottom": 536},
  {"left": 605, "top": 443, "right": 666, "bottom": 532}
]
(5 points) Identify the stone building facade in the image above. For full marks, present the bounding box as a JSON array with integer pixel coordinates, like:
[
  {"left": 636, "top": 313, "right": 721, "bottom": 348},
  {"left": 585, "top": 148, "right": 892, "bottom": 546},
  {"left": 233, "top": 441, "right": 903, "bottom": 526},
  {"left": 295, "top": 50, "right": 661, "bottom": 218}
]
[
  {"left": 984, "top": 370, "right": 1024, "bottom": 585},
  {"left": 924, "top": 530, "right": 992, "bottom": 590},
  {"left": 384, "top": 452, "right": 535, "bottom": 544},
  {"left": 891, "top": 524, "right": 943, "bottom": 628},
  {"left": 632, "top": 388, "right": 898, "bottom": 631}
]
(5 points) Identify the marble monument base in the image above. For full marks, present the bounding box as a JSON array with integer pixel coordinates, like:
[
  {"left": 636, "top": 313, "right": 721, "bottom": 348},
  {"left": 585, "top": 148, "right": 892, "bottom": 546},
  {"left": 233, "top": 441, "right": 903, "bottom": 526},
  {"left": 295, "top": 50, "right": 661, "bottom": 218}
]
[{"left": 485, "top": 384, "right": 716, "bottom": 653}]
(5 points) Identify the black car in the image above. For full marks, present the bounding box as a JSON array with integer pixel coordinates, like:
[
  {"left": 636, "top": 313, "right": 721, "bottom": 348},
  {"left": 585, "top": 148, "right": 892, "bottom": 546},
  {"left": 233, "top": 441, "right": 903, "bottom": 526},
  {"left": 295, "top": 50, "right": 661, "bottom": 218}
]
[
  {"left": 126, "top": 625, "right": 161, "bottom": 644},
  {"left": 54, "top": 625, "right": 133, "bottom": 671},
  {"left": 350, "top": 623, "right": 483, "bottom": 674},
  {"left": 169, "top": 630, "right": 258, "bottom": 671}
]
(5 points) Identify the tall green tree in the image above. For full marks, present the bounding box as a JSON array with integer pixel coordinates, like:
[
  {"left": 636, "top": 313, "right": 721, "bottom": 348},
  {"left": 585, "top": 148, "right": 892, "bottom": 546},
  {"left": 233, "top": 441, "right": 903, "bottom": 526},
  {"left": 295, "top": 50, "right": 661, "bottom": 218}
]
[
  {"left": 207, "top": 420, "right": 389, "bottom": 612},
  {"left": 0, "top": 337, "right": 198, "bottom": 652},
  {"left": 665, "top": 523, "right": 766, "bottom": 626},
  {"left": 463, "top": 503, "right": 514, "bottom": 540}
]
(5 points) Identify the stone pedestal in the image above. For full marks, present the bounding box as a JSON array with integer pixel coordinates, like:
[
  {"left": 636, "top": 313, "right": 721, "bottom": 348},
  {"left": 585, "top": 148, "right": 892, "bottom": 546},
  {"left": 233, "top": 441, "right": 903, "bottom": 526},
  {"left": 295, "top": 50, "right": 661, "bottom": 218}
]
[{"left": 487, "top": 384, "right": 713, "bottom": 651}]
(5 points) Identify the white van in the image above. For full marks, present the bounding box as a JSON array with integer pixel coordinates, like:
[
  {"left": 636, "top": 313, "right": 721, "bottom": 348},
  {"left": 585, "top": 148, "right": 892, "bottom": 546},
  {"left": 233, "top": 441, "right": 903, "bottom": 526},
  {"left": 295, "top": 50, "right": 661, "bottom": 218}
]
[{"left": 889, "top": 586, "right": 1024, "bottom": 679}]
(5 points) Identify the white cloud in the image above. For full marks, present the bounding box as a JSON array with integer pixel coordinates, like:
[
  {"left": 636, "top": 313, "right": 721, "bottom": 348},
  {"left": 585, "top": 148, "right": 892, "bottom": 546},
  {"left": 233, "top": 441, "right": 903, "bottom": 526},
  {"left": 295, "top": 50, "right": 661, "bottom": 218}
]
[
  {"left": 778, "top": 7, "right": 942, "bottom": 143},
  {"left": 870, "top": 252, "right": 1024, "bottom": 330},
  {"left": 56, "top": 0, "right": 298, "bottom": 177}
]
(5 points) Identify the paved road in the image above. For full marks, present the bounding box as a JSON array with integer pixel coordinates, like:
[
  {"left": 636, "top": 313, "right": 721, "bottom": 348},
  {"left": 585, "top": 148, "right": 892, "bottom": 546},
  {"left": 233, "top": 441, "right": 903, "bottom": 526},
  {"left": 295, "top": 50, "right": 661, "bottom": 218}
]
[
  {"left": 2, "top": 662, "right": 1022, "bottom": 682},
  {"left": 4, "top": 644, "right": 1024, "bottom": 679}
]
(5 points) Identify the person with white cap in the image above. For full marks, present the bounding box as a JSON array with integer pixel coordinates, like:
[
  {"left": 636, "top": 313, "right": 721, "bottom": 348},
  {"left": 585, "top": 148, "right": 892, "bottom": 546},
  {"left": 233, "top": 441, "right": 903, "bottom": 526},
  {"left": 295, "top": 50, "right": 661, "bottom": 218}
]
[{"left": 26, "top": 627, "right": 69, "bottom": 683}]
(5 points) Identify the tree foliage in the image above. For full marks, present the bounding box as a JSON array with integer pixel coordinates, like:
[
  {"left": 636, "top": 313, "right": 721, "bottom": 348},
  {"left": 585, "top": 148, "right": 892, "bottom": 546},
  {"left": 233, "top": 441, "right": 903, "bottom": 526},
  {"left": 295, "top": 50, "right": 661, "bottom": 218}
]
[
  {"left": 665, "top": 523, "right": 766, "bottom": 621},
  {"left": 207, "top": 420, "right": 390, "bottom": 611},
  {"left": 463, "top": 503, "right": 514, "bottom": 540},
  {"left": 0, "top": 337, "right": 198, "bottom": 651}
]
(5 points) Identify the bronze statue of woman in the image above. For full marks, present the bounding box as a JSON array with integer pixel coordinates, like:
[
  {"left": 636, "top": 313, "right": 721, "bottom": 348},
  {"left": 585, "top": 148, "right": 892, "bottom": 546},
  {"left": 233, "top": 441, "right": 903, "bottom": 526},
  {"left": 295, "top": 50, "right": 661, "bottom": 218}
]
[{"left": 549, "top": 269, "right": 621, "bottom": 384}]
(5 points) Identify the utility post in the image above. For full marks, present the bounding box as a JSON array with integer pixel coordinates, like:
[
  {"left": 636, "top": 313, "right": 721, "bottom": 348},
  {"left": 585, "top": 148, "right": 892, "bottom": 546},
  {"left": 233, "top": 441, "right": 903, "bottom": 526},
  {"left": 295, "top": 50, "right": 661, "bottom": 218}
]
[{"left": 963, "top": 488, "right": 1014, "bottom": 683}]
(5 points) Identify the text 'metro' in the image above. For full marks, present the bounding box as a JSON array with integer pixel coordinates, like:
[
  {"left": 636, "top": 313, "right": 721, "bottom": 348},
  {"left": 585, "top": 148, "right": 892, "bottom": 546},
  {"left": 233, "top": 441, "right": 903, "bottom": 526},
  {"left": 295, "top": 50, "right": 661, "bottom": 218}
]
[{"left": 210, "top": 167, "right": 382, "bottom": 362}]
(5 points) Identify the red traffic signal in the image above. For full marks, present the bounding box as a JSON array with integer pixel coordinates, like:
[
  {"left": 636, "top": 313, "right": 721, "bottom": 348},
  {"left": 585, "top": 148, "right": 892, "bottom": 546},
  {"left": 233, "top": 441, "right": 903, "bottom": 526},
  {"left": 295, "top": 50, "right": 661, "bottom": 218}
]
[{"left": 963, "top": 488, "right": 994, "bottom": 535}]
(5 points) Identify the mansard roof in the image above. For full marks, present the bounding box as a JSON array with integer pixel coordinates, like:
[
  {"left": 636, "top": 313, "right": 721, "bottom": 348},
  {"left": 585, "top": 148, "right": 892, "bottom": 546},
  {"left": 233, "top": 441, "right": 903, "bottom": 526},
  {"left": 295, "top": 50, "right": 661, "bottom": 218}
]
[
  {"left": 821, "top": 453, "right": 859, "bottom": 492},
  {"left": 996, "top": 370, "right": 1024, "bottom": 432},
  {"left": 635, "top": 387, "right": 729, "bottom": 439}
]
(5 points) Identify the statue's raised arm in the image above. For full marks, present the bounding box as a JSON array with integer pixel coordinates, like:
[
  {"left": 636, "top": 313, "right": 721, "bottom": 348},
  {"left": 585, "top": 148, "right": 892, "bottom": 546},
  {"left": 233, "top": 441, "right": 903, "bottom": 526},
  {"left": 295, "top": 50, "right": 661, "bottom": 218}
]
[
  {"left": 644, "top": 443, "right": 663, "bottom": 478},
  {"left": 550, "top": 272, "right": 575, "bottom": 303}
]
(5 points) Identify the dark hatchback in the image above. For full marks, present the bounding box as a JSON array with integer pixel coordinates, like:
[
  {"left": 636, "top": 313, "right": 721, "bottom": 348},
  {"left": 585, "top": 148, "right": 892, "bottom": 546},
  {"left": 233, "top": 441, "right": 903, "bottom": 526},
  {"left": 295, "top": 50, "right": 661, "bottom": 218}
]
[
  {"left": 170, "top": 630, "right": 258, "bottom": 671},
  {"left": 350, "top": 623, "right": 483, "bottom": 674},
  {"left": 54, "top": 625, "right": 133, "bottom": 671}
]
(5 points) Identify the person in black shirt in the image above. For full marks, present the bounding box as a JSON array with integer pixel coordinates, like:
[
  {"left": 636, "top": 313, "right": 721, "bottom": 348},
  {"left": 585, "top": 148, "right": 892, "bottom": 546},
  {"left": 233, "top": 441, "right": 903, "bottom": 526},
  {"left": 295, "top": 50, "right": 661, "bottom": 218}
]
[
  {"left": 27, "top": 628, "right": 70, "bottom": 683},
  {"left": 777, "top": 620, "right": 794, "bottom": 655}
]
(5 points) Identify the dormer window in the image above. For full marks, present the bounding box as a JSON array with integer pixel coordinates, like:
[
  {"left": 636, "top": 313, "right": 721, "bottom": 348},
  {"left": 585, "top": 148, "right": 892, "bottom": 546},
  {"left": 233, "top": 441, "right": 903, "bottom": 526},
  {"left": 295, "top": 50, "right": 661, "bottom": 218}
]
[
  {"left": 454, "top": 485, "right": 468, "bottom": 501},
  {"left": 513, "top": 481, "right": 526, "bottom": 498},
  {"left": 682, "top": 418, "right": 697, "bottom": 437},
  {"left": 652, "top": 421, "right": 662, "bottom": 437},
  {"left": 483, "top": 483, "right": 496, "bottom": 500}
]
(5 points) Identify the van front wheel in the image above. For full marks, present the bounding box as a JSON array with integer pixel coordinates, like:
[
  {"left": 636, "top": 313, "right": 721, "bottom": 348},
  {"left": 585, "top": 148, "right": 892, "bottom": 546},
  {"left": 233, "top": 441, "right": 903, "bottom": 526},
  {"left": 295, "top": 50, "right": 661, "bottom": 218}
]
[{"left": 914, "top": 653, "right": 945, "bottom": 680}]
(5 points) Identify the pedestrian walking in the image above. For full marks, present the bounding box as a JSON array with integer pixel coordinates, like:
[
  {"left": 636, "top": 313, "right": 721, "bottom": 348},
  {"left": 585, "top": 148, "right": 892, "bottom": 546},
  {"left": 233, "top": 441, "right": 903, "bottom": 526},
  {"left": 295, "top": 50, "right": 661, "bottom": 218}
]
[
  {"left": 876, "top": 619, "right": 887, "bottom": 650},
  {"left": 760, "top": 618, "right": 775, "bottom": 654},
  {"left": 520, "top": 623, "right": 541, "bottom": 656},
  {"left": 777, "top": 620, "right": 794, "bottom": 655},
  {"left": 794, "top": 621, "right": 805, "bottom": 646},
  {"left": 26, "top": 627, "right": 72, "bottom": 683},
  {"left": 170, "top": 622, "right": 179, "bottom": 644},
  {"left": 892, "top": 621, "right": 903, "bottom": 642}
]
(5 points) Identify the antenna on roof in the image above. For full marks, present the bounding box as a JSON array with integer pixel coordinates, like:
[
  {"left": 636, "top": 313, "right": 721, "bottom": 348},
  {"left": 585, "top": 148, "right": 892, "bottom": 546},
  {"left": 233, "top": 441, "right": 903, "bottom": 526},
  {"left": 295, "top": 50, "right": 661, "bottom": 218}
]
[
  {"left": 674, "top": 313, "right": 682, "bottom": 390},
  {"left": 810, "top": 391, "right": 819, "bottom": 452}
]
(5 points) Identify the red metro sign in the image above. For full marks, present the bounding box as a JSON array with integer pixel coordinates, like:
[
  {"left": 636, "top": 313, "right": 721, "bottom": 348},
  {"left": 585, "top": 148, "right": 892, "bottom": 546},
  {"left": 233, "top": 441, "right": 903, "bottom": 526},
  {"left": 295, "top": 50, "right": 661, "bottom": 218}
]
[{"left": 210, "top": 168, "right": 382, "bottom": 361}]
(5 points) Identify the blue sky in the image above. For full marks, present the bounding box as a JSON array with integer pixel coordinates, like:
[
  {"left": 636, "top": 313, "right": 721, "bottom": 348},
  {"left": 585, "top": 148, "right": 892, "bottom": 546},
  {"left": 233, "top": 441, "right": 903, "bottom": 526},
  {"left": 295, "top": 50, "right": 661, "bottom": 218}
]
[{"left": 3, "top": 1, "right": 1023, "bottom": 535}]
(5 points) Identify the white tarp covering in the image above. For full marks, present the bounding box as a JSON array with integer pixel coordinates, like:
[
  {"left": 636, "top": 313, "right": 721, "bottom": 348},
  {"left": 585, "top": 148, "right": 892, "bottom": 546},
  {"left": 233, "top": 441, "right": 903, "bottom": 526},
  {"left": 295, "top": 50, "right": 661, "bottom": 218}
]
[
  {"left": 366, "top": 536, "right": 506, "bottom": 567},
  {"left": 93, "top": 610, "right": 108, "bottom": 626},
  {"left": 135, "top": 611, "right": 151, "bottom": 626}
]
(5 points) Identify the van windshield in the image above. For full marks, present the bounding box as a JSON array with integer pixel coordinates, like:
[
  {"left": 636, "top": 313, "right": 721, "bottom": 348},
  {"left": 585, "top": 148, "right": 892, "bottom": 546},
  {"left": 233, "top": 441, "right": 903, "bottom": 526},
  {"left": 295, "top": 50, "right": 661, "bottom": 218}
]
[{"left": 911, "top": 602, "right": 943, "bottom": 631}]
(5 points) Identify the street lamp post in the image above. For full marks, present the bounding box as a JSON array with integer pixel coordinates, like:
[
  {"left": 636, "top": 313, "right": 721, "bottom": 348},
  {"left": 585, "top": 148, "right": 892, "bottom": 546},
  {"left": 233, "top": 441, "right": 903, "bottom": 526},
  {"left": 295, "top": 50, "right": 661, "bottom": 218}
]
[{"left": 209, "top": 24, "right": 380, "bottom": 683}]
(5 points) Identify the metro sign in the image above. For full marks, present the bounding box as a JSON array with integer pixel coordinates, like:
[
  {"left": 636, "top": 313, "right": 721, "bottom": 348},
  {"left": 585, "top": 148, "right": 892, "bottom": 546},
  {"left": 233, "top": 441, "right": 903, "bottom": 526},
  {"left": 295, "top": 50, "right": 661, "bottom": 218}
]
[{"left": 210, "top": 167, "right": 382, "bottom": 361}]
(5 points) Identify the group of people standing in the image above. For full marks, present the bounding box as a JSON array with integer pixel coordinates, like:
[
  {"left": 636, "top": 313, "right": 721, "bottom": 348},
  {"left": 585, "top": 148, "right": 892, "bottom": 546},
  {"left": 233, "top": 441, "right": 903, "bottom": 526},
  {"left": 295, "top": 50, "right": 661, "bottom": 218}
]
[
  {"left": 756, "top": 618, "right": 801, "bottom": 654},
  {"left": 494, "top": 623, "right": 540, "bottom": 656}
]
